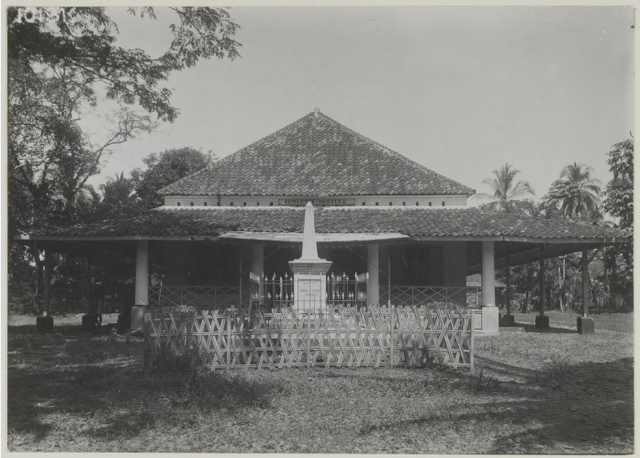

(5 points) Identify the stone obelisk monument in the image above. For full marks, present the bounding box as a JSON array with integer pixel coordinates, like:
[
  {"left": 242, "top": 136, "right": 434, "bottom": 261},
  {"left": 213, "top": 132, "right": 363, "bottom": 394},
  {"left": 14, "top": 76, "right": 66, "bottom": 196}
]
[{"left": 289, "top": 202, "right": 332, "bottom": 310}]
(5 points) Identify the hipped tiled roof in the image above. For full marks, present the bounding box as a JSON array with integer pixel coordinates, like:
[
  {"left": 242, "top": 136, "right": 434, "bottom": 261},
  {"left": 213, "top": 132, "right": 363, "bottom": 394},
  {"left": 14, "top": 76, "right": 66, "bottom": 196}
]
[
  {"left": 17, "top": 207, "right": 630, "bottom": 243},
  {"left": 158, "top": 110, "right": 475, "bottom": 197}
]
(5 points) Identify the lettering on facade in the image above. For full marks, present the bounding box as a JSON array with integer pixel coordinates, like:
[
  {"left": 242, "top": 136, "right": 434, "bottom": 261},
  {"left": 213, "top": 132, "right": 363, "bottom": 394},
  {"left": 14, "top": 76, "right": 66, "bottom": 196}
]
[{"left": 278, "top": 198, "right": 356, "bottom": 206}]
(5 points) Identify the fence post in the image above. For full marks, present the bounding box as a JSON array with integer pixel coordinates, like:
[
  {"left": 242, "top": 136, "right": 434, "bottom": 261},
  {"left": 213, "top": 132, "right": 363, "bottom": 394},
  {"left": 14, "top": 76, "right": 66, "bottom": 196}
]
[
  {"left": 307, "top": 312, "right": 311, "bottom": 368},
  {"left": 389, "top": 308, "right": 394, "bottom": 368},
  {"left": 469, "top": 312, "right": 475, "bottom": 372},
  {"left": 143, "top": 312, "right": 151, "bottom": 374},
  {"left": 227, "top": 315, "right": 231, "bottom": 369}
]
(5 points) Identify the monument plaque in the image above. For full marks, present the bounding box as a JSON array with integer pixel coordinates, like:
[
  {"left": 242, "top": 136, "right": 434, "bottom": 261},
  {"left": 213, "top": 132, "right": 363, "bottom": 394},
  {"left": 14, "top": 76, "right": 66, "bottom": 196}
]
[{"left": 297, "top": 279, "right": 322, "bottom": 307}]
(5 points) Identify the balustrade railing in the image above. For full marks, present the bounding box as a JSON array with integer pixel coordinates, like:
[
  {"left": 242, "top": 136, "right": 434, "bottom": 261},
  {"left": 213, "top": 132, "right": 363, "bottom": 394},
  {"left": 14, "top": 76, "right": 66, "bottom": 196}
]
[
  {"left": 379, "top": 286, "right": 483, "bottom": 308},
  {"left": 149, "top": 284, "right": 486, "bottom": 312},
  {"left": 148, "top": 286, "right": 245, "bottom": 310}
]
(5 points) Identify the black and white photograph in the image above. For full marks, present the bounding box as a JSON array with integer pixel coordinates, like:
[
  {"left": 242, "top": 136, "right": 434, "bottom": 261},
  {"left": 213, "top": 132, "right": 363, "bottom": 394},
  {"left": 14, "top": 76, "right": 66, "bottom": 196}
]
[{"left": 4, "top": 3, "right": 635, "bottom": 454}]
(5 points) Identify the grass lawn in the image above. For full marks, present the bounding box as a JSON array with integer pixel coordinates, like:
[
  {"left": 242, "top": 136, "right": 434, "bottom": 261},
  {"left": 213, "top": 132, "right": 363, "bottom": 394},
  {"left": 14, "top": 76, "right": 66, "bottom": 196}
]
[{"left": 7, "top": 311, "right": 634, "bottom": 454}]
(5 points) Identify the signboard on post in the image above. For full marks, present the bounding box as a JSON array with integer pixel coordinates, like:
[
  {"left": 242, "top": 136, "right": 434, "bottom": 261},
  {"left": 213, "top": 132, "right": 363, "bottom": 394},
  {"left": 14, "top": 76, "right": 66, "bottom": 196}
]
[{"left": 279, "top": 198, "right": 356, "bottom": 207}]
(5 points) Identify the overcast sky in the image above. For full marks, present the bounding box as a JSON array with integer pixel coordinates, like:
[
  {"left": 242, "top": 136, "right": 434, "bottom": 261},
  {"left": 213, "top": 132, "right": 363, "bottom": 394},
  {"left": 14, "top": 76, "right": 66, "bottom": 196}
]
[{"left": 85, "top": 6, "right": 635, "bottom": 201}]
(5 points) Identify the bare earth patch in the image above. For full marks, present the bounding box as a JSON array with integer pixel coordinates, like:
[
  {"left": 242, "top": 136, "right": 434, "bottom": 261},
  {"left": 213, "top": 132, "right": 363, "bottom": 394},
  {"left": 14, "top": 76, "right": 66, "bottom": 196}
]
[{"left": 7, "top": 312, "right": 633, "bottom": 454}]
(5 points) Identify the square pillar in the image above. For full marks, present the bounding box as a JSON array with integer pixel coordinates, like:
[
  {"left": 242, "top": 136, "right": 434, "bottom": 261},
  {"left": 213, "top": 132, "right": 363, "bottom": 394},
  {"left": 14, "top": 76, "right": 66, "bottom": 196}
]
[
  {"left": 578, "top": 247, "right": 595, "bottom": 333},
  {"left": 367, "top": 244, "right": 380, "bottom": 306},
  {"left": 481, "top": 241, "right": 499, "bottom": 334},
  {"left": 535, "top": 245, "right": 550, "bottom": 329},
  {"left": 132, "top": 240, "right": 149, "bottom": 333}
]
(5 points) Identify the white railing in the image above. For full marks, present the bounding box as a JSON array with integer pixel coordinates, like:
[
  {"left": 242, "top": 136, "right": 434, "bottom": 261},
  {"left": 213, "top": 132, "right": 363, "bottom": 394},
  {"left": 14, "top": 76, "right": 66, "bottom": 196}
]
[{"left": 379, "top": 286, "right": 483, "bottom": 308}]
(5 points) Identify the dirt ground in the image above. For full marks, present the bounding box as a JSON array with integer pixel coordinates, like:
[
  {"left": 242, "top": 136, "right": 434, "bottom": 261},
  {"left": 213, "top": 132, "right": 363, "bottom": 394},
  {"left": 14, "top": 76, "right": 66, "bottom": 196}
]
[{"left": 6, "top": 311, "right": 634, "bottom": 454}]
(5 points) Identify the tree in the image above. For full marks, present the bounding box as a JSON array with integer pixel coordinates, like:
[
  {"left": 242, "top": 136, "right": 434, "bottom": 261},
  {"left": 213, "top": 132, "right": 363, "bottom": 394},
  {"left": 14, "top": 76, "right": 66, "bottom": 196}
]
[
  {"left": 543, "top": 163, "right": 601, "bottom": 220},
  {"left": 8, "top": 6, "right": 240, "bottom": 311},
  {"left": 8, "top": 7, "right": 241, "bottom": 123},
  {"left": 479, "top": 163, "right": 535, "bottom": 213},
  {"left": 9, "top": 59, "right": 156, "bottom": 224},
  {"left": 603, "top": 138, "right": 633, "bottom": 230},
  {"left": 96, "top": 172, "right": 139, "bottom": 217},
  {"left": 131, "top": 147, "right": 216, "bottom": 209},
  {"left": 9, "top": 6, "right": 240, "bottom": 223},
  {"left": 602, "top": 138, "right": 634, "bottom": 310}
]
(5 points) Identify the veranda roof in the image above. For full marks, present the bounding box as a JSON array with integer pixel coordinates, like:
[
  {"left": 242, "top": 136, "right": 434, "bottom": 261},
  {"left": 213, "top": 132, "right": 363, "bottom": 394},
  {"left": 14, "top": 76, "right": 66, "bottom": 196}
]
[
  {"left": 16, "top": 206, "right": 629, "bottom": 244},
  {"left": 158, "top": 110, "right": 475, "bottom": 197}
]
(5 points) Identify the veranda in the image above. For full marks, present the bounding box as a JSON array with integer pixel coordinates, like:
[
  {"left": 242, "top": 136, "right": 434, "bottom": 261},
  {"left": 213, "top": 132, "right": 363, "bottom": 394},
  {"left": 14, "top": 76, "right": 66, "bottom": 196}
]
[{"left": 142, "top": 240, "right": 486, "bottom": 313}]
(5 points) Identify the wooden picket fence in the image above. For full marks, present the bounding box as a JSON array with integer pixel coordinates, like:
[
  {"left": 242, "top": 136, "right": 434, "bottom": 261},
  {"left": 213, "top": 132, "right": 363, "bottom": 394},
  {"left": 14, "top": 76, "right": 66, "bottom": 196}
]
[{"left": 143, "top": 305, "right": 474, "bottom": 372}]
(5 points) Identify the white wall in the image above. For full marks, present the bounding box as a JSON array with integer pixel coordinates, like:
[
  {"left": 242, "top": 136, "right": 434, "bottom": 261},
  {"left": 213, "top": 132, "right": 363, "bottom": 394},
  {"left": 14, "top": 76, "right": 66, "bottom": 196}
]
[{"left": 163, "top": 194, "right": 469, "bottom": 207}]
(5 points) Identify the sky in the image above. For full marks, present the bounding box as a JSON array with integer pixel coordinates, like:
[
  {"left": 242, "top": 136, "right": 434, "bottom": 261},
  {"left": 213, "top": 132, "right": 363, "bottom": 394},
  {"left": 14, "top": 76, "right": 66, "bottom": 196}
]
[{"left": 85, "top": 6, "right": 635, "bottom": 202}]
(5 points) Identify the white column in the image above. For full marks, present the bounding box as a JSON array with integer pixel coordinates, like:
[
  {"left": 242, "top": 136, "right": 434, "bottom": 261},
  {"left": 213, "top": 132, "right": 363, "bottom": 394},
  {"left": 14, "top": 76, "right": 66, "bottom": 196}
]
[
  {"left": 481, "top": 241, "right": 499, "bottom": 334},
  {"left": 135, "top": 240, "right": 149, "bottom": 305},
  {"left": 481, "top": 241, "right": 496, "bottom": 306},
  {"left": 367, "top": 244, "right": 380, "bottom": 305},
  {"left": 132, "top": 240, "right": 149, "bottom": 333},
  {"left": 505, "top": 255, "right": 511, "bottom": 317}
]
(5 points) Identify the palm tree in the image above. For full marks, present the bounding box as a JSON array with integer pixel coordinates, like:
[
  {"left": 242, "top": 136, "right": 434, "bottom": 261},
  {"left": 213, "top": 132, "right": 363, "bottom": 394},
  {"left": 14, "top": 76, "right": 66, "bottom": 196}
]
[
  {"left": 480, "top": 163, "right": 535, "bottom": 212},
  {"left": 99, "top": 172, "right": 133, "bottom": 205},
  {"left": 545, "top": 163, "right": 601, "bottom": 220}
]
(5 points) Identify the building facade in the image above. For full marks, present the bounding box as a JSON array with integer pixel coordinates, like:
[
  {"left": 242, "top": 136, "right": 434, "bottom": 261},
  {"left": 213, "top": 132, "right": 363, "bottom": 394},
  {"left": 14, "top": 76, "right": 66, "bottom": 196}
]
[{"left": 16, "top": 109, "right": 630, "bottom": 334}]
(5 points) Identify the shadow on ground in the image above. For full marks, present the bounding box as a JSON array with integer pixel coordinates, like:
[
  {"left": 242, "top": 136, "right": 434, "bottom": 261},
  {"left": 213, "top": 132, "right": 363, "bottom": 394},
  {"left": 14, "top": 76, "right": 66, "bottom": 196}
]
[
  {"left": 7, "top": 320, "right": 634, "bottom": 454},
  {"left": 356, "top": 356, "right": 633, "bottom": 454},
  {"left": 7, "top": 322, "right": 279, "bottom": 446},
  {"left": 500, "top": 322, "right": 576, "bottom": 334}
]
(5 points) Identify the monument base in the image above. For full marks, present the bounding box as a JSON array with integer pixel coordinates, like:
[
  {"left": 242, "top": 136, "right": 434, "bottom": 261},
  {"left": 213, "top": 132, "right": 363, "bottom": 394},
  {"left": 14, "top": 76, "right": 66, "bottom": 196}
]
[{"left": 289, "top": 258, "right": 332, "bottom": 311}]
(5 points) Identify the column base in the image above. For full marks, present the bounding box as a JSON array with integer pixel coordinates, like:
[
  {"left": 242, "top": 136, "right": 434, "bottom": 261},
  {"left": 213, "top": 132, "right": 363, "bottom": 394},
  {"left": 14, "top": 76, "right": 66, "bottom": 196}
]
[
  {"left": 36, "top": 315, "right": 54, "bottom": 334},
  {"left": 499, "top": 314, "right": 515, "bottom": 326},
  {"left": 535, "top": 315, "right": 550, "bottom": 329},
  {"left": 82, "top": 314, "right": 102, "bottom": 332},
  {"left": 577, "top": 316, "right": 595, "bottom": 334},
  {"left": 481, "top": 305, "right": 499, "bottom": 335},
  {"left": 131, "top": 305, "right": 147, "bottom": 334}
]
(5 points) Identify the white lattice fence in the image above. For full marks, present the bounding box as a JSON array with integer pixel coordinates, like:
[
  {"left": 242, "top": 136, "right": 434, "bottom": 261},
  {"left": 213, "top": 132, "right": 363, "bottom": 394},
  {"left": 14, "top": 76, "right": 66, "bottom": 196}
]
[{"left": 144, "top": 305, "right": 474, "bottom": 372}]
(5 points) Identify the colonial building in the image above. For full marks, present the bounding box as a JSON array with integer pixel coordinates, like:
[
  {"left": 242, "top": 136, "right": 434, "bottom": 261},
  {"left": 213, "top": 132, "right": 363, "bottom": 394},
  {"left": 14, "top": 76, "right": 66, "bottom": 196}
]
[{"left": 16, "top": 109, "right": 630, "bottom": 334}]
